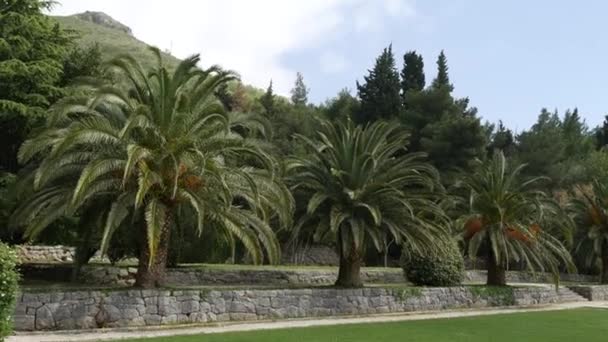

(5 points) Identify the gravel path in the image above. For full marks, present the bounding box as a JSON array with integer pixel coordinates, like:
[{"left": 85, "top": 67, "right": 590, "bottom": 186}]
[{"left": 8, "top": 301, "right": 608, "bottom": 342}]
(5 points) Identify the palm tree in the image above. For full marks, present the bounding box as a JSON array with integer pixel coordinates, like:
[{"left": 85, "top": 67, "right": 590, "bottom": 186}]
[
  {"left": 14, "top": 48, "right": 293, "bottom": 288},
  {"left": 460, "top": 152, "right": 574, "bottom": 286},
  {"left": 570, "top": 180, "right": 608, "bottom": 283},
  {"left": 289, "top": 120, "right": 447, "bottom": 288}
]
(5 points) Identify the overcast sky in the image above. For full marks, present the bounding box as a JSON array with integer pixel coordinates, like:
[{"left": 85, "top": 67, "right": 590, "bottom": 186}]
[{"left": 51, "top": 0, "right": 608, "bottom": 130}]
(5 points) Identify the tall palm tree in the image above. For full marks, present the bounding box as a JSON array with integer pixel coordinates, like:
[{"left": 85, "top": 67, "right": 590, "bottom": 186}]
[
  {"left": 14, "top": 48, "right": 293, "bottom": 288},
  {"left": 570, "top": 180, "right": 608, "bottom": 283},
  {"left": 289, "top": 120, "right": 447, "bottom": 288},
  {"left": 460, "top": 152, "right": 574, "bottom": 286}
]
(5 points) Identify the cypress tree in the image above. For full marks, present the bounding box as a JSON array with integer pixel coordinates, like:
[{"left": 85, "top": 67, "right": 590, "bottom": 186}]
[
  {"left": 260, "top": 80, "right": 275, "bottom": 115},
  {"left": 401, "top": 51, "right": 425, "bottom": 104},
  {"left": 355, "top": 44, "right": 401, "bottom": 124},
  {"left": 431, "top": 50, "right": 453, "bottom": 91},
  {"left": 290, "top": 72, "right": 309, "bottom": 106}
]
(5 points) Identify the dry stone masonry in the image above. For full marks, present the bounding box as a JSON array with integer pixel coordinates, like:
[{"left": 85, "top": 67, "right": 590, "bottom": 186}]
[{"left": 13, "top": 286, "right": 579, "bottom": 331}]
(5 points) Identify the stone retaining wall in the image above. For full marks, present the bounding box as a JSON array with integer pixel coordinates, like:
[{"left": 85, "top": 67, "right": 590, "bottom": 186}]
[
  {"left": 464, "top": 270, "right": 597, "bottom": 284},
  {"left": 13, "top": 286, "right": 564, "bottom": 331},
  {"left": 568, "top": 285, "right": 608, "bottom": 301},
  {"left": 164, "top": 268, "right": 404, "bottom": 286},
  {"left": 21, "top": 264, "right": 598, "bottom": 288}
]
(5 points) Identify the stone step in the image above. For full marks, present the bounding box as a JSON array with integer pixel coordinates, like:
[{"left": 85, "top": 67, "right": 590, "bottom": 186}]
[{"left": 556, "top": 287, "right": 589, "bottom": 303}]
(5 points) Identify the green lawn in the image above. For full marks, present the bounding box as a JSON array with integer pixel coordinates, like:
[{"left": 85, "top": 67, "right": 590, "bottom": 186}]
[{"left": 126, "top": 308, "right": 608, "bottom": 342}]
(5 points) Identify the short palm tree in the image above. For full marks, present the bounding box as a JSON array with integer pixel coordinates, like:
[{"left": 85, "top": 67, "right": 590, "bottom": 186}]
[
  {"left": 460, "top": 152, "right": 574, "bottom": 286},
  {"left": 570, "top": 180, "right": 608, "bottom": 283},
  {"left": 15, "top": 48, "right": 293, "bottom": 288},
  {"left": 289, "top": 120, "right": 447, "bottom": 287}
]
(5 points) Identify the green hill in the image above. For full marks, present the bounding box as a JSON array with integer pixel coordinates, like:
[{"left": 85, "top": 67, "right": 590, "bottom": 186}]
[
  {"left": 51, "top": 12, "right": 180, "bottom": 70},
  {"left": 50, "top": 11, "right": 266, "bottom": 102}
]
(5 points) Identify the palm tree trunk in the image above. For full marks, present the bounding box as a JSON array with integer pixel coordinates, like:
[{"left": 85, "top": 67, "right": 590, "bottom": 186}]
[
  {"left": 334, "top": 230, "right": 363, "bottom": 288},
  {"left": 601, "top": 242, "right": 608, "bottom": 284},
  {"left": 487, "top": 245, "right": 506, "bottom": 286},
  {"left": 335, "top": 254, "right": 363, "bottom": 287},
  {"left": 134, "top": 214, "right": 172, "bottom": 288}
]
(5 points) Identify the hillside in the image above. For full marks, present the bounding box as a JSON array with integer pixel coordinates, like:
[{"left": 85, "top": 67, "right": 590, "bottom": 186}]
[
  {"left": 51, "top": 12, "right": 181, "bottom": 70},
  {"left": 50, "top": 12, "right": 265, "bottom": 100}
]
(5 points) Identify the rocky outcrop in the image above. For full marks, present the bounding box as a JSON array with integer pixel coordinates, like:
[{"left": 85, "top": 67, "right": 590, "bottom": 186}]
[
  {"left": 13, "top": 286, "right": 578, "bottom": 331},
  {"left": 73, "top": 11, "right": 132, "bottom": 35}
]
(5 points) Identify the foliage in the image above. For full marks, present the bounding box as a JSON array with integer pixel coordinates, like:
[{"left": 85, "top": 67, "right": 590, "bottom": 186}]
[
  {"left": 402, "top": 86, "right": 486, "bottom": 176},
  {"left": 394, "top": 286, "right": 423, "bottom": 302},
  {"left": 290, "top": 72, "right": 309, "bottom": 106},
  {"left": 60, "top": 43, "right": 104, "bottom": 86},
  {"left": 516, "top": 108, "right": 593, "bottom": 189},
  {"left": 595, "top": 115, "right": 608, "bottom": 149},
  {"left": 0, "top": 243, "right": 19, "bottom": 340},
  {"left": 401, "top": 50, "right": 425, "bottom": 103},
  {"left": 260, "top": 80, "right": 276, "bottom": 115},
  {"left": 401, "top": 238, "right": 464, "bottom": 286},
  {"left": 289, "top": 120, "right": 447, "bottom": 287},
  {"left": 486, "top": 120, "right": 515, "bottom": 157},
  {"left": 459, "top": 152, "right": 575, "bottom": 286},
  {"left": 469, "top": 286, "right": 515, "bottom": 306},
  {"left": 0, "top": 0, "right": 71, "bottom": 172},
  {"left": 570, "top": 180, "right": 608, "bottom": 283},
  {"left": 14, "top": 48, "right": 294, "bottom": 287},
  {"left": 322, "top": 88, "right": 360, "bottom": 123},
  {"left": 355, "top": 45, "right": 401, "bottom": 124},
  {"left": 431, "top": 50, "right": 453, "bottom": 91}
]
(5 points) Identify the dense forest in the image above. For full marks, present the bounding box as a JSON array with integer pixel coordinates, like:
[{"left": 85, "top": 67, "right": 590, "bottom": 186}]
[{"left": 3, "top": 0, "right": 608, "bottom": 288}]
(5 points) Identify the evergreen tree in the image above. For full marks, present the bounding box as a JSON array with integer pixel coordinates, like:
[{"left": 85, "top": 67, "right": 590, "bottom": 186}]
[
  {"left": 0, "top": 0, "right": 71, "bottom": 172},
  {"left": 401, "top": 87, "right": 485, "bottom": 177},
  {"left": 400, "top": 50, "right": 425, "bottom": 104},
  {"left": 260, "top": 80, "right": 275, "bottom": 115},
  {"left": 431, "top": 50, "right": 453, "bottom": 91},
  {"left": 290, "top": 72, "right": 309, "bottom": 106},
  {"left": 323, "top": 88, "right": 360, "bottom": 123},
  {"left": 596, "top": 115, "right": 608, "bottom": 149},
  {"left": 355, "top": 45, "right": 401, "bottom": 124},
  {"left": 487, "top": 120, "right": 515, "bottom": 156}
]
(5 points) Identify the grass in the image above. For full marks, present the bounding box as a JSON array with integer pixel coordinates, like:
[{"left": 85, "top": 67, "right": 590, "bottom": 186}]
[{"left": 125, "top": 308, "right": 608, "bottom": 342}]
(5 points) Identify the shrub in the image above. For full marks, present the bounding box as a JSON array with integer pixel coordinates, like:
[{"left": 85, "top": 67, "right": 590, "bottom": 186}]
[
  {"left": 0, "top": 243, "right": 19, "bottom": 340},
  {"left": 401, "top": 239, "right": 464, "bottom": 286}
]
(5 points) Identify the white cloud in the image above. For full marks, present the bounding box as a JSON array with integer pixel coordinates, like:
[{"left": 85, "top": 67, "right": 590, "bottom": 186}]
[
  {"left": 319, "top": 51, "right": 349, "bottom": 73},
  {"left": 51, "top": 0, "right": 417, "bottom": 95}
]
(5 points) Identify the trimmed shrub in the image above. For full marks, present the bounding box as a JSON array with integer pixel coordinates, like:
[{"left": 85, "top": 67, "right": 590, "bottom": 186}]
[
  {"left": 0, "top": 243, "right": 19, "bottom": 340},
  {"left": 401, "top": 239, "right": 464, "bottom": 286}
]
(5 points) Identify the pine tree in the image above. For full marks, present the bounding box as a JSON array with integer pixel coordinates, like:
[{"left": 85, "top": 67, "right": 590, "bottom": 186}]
[
  {"left": 401, "top": 51, "right": 425, "bottom": 104},
  {"left": 260, "top": 80, "right": 275, "bottom": 115},
  {"left": 355, "top": 45, "right": 401, "bottom": 124},
  {"left": 431, "top": 50, "right": 453, "bottom": 91},
  {"left": 290, "top": 72, "right": 309, "bottom": 106}
]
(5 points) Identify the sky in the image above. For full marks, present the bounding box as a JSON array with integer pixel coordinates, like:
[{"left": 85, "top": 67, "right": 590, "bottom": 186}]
[{"left": 50, "top": 0, "right": 608, "bottom": 131}]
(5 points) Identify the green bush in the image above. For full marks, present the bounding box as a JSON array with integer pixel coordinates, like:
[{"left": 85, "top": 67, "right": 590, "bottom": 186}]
[
  {"left": 401, "top": 239, "right": 464, "bottom": 286},
  {"left": 0, "top": 243, "right": 19, "bottom": 340}
]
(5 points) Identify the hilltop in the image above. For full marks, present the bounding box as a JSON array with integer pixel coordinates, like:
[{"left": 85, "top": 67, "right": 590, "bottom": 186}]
[{"left": 51, "top": 11, "right": 181, "bottom": 70}]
